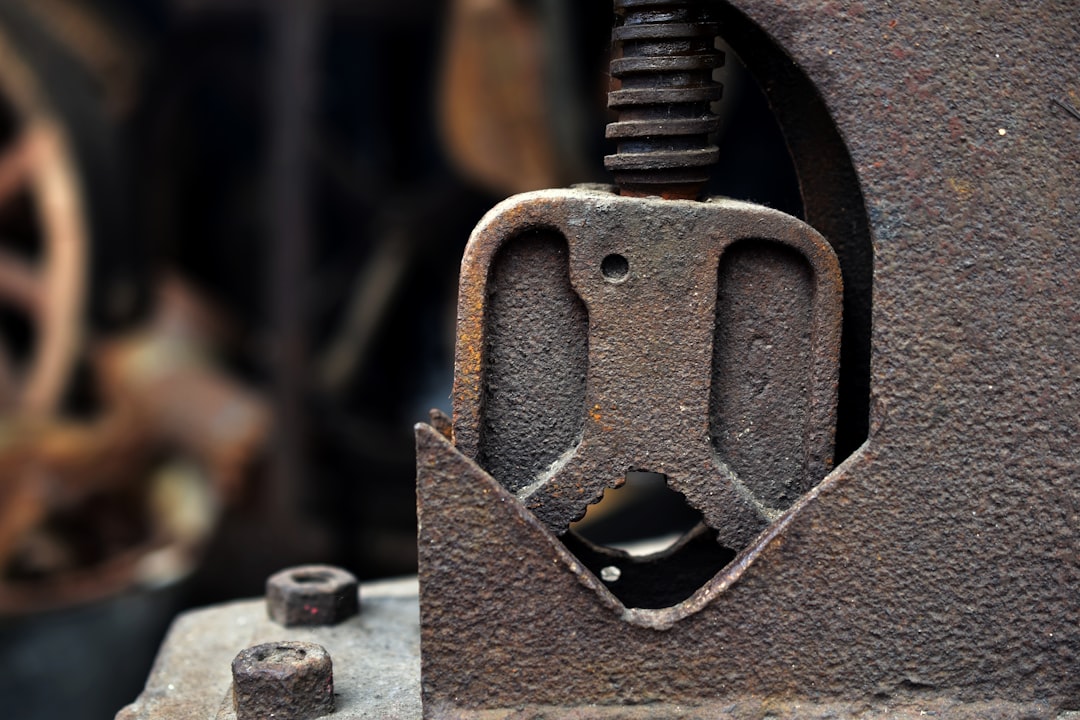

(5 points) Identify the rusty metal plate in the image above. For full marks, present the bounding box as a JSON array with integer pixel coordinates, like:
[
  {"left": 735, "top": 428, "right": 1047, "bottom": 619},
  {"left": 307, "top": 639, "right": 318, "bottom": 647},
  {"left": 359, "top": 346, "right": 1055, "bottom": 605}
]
[
  {"left": 452, "top": 188, "right": 843, "bottom": 550},
  {"left": 417, "top": 428, "right": 1077, "bottom": 717}
]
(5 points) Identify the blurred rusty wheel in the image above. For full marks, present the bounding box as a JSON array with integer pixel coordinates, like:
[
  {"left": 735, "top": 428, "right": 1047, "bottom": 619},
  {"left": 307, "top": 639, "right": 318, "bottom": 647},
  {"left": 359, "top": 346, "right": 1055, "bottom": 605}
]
[{"left": 0, "top": 19, "right": 89, "bottom": 416}]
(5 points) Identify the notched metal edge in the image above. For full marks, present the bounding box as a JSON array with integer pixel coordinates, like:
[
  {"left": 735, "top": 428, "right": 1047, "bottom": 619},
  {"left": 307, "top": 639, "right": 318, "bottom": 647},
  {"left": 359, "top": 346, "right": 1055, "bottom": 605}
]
[
  {"left": 623, "top": 437, "right": 874, "bottom": 629},
  {"left": 415, "top": 421, "right": 623, "bottom": 619},
  {"left": 416, "top": 421, "right": 873, "bottom": 631}
]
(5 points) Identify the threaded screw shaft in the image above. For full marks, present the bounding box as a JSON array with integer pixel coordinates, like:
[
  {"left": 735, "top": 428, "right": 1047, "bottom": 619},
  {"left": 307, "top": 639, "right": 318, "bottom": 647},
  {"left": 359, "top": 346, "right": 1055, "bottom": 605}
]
[{"left": 605, "top": 0, "right": 723, "bottom": 199}]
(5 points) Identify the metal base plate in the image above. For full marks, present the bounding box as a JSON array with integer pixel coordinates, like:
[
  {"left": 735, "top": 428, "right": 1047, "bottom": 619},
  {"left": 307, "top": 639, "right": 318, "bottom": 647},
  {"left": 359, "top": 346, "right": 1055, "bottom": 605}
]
[
  {"left": 116, "top": 578, "right": 421, "bottom": 720},
  {"left": 118, "top": 577, "right": 1075, "bottom": 719}
]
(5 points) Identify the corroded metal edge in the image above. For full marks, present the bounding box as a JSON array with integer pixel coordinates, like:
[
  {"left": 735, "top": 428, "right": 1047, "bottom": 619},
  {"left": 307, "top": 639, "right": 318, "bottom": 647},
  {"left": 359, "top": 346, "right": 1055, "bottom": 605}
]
[
  {"left": 418, "top": 421, "right": 867, "bottom": 632},
  {"left": 429, "top": 699, "right": 1077, "bottom": 720}
]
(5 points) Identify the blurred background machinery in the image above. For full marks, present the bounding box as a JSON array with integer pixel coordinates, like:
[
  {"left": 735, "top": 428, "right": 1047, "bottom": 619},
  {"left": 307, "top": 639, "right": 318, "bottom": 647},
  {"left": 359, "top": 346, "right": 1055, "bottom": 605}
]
[{"left": 0, "top": 0, "right": 817, "bottom": 717}]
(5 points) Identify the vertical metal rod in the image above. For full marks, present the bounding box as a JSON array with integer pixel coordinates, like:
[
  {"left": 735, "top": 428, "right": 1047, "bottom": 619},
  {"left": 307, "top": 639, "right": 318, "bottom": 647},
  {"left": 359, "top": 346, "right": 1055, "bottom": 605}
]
[{"left": 267, "top": 0, "right": 321, "bottom": 516}]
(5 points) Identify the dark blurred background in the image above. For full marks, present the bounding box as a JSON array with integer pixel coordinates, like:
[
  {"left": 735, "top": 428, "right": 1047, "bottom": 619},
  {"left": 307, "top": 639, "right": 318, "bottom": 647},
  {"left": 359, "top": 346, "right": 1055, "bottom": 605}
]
[{"left": 0, "top": 0, "right": 801, "bottom": 717}]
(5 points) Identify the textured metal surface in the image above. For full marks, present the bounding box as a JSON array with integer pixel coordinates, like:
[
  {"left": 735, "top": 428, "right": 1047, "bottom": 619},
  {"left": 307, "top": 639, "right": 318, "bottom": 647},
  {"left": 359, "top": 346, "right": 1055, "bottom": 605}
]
[
  {"left": 419, "top": 0, "right": 1080, "bottom": 716},
  {"left": 452, "top": 188, "right": 842, "bottom": 550},
  {"left": 605, "top": 0, "right": 723, "bottom": 198},
  {"left": 116, "top": 578, "right": 1077, "bottom": 719},
  {"left": 116, "top": 578, "right": 421, "bottom": 720},
  {"left": 231, "top": 641, "right": 334, "bottom": 720},
  {"left": 266, "top": 565, "right": 360, "bottom": 627},
  {"left": 117, "top": 576, "right": 1075, "bottom": 719}
]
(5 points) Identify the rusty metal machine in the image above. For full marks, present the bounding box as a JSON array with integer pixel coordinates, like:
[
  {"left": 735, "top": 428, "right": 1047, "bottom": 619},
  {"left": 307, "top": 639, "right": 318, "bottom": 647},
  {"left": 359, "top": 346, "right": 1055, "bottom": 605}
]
[{"left": 120, "top": 0, "right": 1078, "bottom": 717}]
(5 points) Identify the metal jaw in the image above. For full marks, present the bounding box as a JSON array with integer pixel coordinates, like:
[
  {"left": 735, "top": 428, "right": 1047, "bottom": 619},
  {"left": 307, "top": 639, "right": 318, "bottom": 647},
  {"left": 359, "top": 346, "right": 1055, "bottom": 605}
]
[
  {"left": 451, "top": 187, "right": 842, "bottom": 549},
  {"left": 420, "top": 186, "right": 843, "bottom": 715}
]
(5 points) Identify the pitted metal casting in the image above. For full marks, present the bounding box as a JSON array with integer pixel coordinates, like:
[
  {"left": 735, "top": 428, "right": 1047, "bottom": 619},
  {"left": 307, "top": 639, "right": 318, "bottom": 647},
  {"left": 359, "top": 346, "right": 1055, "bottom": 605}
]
[
  {"left": 452, "top": 188, "right": 842, "bottom": 550},
  {"left": 419, "top": 0, "right": 1080, "bottom": 717},
  {"left": 453, "top": 0, "right": 843, "bottom": 553}
]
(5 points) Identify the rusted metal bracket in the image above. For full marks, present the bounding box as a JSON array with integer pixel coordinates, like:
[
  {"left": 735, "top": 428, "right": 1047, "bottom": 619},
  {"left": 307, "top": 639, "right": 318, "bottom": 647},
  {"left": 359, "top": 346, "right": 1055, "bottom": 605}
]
[
  {"left": 418, "top": 182, "right": 851, "bottom": 713},
  {"left": 415, "top": 0, "right": 1080, "bottom": 716}
]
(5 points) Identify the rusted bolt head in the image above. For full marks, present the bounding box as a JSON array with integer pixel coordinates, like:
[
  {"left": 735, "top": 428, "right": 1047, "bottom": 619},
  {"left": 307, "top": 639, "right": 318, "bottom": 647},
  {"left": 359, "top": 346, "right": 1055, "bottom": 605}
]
[
  {"left": 266, "top": 564, "right": 359, "bottom": 627},
  {"left": 231, "top": 641, "right": 334, "bottom": 720}
]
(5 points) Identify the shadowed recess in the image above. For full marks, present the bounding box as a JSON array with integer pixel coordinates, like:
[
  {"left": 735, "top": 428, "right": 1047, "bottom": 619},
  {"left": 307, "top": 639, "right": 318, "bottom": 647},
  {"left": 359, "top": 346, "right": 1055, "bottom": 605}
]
[
  {"left": 710, "top": 239, "right": 815, "bottom": 510},
  {"left": 712, "top": 0, "right": 874, "bottom": 464},
  {"left": 477, "top": 230, "right": 588, "bottom": 492},
  {"left": 566, "top": 472, "right": 735, "bottom": 609}
]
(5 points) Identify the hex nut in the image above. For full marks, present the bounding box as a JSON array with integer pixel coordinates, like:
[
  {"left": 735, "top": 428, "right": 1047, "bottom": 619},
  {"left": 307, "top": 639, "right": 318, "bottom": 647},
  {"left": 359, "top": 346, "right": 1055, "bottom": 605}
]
[
  {"left": 231, "top": 641, "right": 333, "bottom": 720},
  {"left": 266, "top": 564, "right": 359, "bottom": 627}
]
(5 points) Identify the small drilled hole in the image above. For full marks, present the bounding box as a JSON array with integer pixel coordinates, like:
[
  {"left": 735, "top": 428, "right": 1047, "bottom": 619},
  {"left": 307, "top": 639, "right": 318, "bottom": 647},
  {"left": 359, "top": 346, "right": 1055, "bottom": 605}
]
[{"left": 601, "top": 253, "right": 629, "bottom": 282}]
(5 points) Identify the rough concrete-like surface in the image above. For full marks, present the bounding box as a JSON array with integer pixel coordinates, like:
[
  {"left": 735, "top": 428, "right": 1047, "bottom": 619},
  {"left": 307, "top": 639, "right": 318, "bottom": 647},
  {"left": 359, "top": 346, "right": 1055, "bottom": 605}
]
[{"left": 116, "top": 578, "right": 420, "bottom": 720}]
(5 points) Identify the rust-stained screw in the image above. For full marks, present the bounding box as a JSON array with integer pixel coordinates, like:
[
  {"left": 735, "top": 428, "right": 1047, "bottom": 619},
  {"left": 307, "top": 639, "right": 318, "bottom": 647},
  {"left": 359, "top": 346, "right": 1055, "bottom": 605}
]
[
  {"left": 605, "top": 0, "right": 724, "bottom": 200},
  {"left": 267, "top": 564, "right": 359, "bottom": 627},
  {"left": 231, "top": 641, "right": 334, "bottom": 720}
]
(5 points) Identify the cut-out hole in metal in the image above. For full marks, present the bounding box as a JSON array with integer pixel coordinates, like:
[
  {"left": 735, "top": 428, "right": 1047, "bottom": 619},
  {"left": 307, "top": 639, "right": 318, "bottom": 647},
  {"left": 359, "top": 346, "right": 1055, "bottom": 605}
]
[
  {"left": 571, "top": 471, "right": 698, "bottom": 553},
  {"left": 708, "top": 8, "right": 873, "bottom": 464},
  {"left": 600, "top": 253, "right": 629, "bottom": 282},
  {"left": 566, "top": 472, "right": 735, "bottom": 609},
  {"left": 477, "top": 231, "right": 588, "bottom": 492}
]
